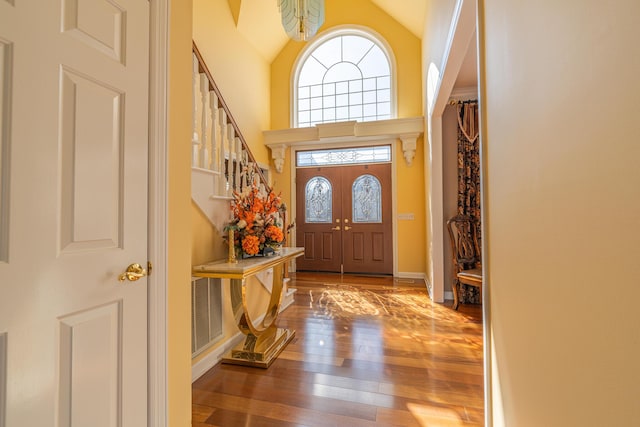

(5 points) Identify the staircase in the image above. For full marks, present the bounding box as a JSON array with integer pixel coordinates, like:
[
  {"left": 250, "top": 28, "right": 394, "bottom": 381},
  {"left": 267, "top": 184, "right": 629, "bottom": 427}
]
[
  {"left": 191, "top": 41, "right": 270, "bottom": 226},
  {"left": 190, "top": 41, "right": 295, "bottom": 308}
]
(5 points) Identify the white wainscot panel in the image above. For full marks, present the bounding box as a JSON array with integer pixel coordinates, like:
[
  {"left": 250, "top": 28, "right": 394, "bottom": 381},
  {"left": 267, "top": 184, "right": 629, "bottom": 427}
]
[
  {"left": 59, "top": 66, "right": 124, "bottom": 254},
  {"left": 0, "top": 39, "right": 12, "bottom": 263},
  {"left": 58, "top": 301, "right": 122, "bottom": 427},
  {"left": 61, "top": 0, "right": 125, "bottom": 63}
]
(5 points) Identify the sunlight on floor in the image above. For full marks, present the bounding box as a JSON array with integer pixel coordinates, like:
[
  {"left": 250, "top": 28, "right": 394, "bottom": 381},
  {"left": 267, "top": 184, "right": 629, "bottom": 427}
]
[
  {"left": 407, "top": 401, "right": 468, "bottom": 426},
  {"left": 308, "top": 284, "right": 478, "bottom": 323}
]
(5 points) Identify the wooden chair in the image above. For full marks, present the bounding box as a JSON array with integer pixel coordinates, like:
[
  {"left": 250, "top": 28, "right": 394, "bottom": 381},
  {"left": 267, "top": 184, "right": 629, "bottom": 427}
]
[{"left": 446, "top": 214, "right": 483, "bottom": 310}]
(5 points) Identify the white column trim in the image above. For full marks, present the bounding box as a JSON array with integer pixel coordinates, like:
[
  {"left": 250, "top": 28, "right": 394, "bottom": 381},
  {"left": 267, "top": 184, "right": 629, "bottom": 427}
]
[{"left": 147, "top": 0, "right": 169, "bottom": 425}]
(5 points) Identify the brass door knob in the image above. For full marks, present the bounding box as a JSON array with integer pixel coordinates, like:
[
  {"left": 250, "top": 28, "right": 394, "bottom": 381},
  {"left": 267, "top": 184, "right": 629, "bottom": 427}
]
[
  {"left": 344, "top": 226, "right": 352, "bottom": 231},
  {"left": 331, "top": 226, "right": 341, "bottom": 231},
  {"left": 118, "top": 263, "right": 147, "bottom": 282}
]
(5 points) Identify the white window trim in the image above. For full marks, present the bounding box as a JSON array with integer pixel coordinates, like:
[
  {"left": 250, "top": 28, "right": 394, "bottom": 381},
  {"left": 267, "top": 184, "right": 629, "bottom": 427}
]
[{"left": 290, "top": 25, "right": 398, "bottom": 128}]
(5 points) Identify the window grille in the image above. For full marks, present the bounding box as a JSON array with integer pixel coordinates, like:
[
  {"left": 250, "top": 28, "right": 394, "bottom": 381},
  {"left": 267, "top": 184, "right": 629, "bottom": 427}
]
[{"left": 295, "top": 32, "right": 394, "bottom": 127}]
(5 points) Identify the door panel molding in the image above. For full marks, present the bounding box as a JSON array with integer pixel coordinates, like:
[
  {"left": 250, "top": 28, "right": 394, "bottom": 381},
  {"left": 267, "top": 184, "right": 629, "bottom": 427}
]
[
  {"left": 61, "top": 0, "right": 126, "bottom": 64},
  {"left": 59, "top": 66, "right": 125, "bottom": 253},
  {"left": 58, "top": 301, "right": 122, "bottom": 427}
]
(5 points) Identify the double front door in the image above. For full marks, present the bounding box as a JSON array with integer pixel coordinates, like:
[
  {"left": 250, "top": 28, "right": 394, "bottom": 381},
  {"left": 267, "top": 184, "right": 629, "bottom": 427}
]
[{"left": 296, "top": 163, "right": 392, "bottom": 275}]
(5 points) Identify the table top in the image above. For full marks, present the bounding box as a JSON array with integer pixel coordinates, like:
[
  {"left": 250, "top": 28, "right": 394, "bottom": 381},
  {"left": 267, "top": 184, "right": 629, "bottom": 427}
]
[{"left": 192, "top": 247, "right": 304, "bottom": 279}]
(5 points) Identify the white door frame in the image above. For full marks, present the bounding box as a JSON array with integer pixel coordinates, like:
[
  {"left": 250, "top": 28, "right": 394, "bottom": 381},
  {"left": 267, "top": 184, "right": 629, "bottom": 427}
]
[
  {"left": 148, "top": 1, "right": 169, "bottom": 425},
  {"left": 426, "top": 0, "right": 477, "bottom": 301},
  {"left": 427, "top": 0, "right": 490, "bottom": 424}
]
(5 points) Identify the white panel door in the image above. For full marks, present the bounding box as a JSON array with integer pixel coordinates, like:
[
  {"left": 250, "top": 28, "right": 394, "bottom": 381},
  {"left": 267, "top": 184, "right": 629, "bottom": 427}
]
[{"left": 0, "top": 1, "right": 150, "bottom": 426}]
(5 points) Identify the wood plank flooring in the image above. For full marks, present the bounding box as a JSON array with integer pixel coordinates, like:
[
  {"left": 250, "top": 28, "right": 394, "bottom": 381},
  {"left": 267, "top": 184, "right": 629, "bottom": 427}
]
[{"left": 192, "top": 272, "right": 484, "bottom": 426}]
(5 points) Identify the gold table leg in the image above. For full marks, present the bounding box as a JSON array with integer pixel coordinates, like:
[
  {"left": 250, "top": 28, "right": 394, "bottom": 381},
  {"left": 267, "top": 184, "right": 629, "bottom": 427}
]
[{"left": 222, "top": 262, "right": 295, "bottom": 368}]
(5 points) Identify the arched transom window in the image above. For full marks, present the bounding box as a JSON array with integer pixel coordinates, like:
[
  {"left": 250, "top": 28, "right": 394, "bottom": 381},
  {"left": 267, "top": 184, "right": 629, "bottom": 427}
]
[{"left": 295, "top": 29, "right": 395, "bottom": 128}]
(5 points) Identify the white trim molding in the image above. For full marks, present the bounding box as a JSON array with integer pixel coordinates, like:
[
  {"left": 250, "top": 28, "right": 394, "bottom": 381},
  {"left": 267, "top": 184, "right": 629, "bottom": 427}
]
[
  {"left": 265, "top": 117, "right": 424, "bottom": 170},
  {"left": 449, "top": 86, "right": 478, "bottom": 103},
  {"left": 148, "top": 0, "right": 169, "bottom": 425},
  {"left": 269, "top": 144, "right": 287, "bottom": 173}
]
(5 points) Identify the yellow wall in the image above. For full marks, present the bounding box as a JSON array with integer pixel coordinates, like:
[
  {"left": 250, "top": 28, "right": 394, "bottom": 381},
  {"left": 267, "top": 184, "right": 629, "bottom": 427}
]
[
  {"left": 271, "top": 0, "right": 422, "bottom": 129},
  {"left": 192, "top": 0, "right": 271, "bottom": 164},
  {"left": 190, "top": 0, "right": 276, "bottom": 368},
  {"left": 168, "top": 0, "right": 193, "bottom": 425},
  {"left": 190, "top": 202, "right": 272, "bottom": 368},
  {"left": 394, "top": 139, "right": 426, "bottom": 273},
  {"left": 270, "top": 0, "right": 426, "bottom": 274}
]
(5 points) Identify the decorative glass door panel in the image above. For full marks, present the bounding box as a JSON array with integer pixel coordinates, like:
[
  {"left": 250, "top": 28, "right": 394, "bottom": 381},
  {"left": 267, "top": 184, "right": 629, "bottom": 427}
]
[
  {"left": 296, "top": 167, "right": 342, "bottom": 272},
  {"left": 296, "top": 163, "right": 392, "bottom": 275},
  {"left": 305, "top": 176, "right": 332, "bottom": 223},
  {"left": 352, "top": 174, "right": 382, "bottom": 223}
]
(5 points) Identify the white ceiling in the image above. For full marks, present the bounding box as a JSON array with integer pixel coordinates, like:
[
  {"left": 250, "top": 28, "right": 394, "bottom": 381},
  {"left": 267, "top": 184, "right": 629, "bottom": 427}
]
[
  {"left": 227, "top": 0, "right": 476, "bottom": 87},
  {"left": 455, "top": 32, "right": 478, "bottom": 90}
]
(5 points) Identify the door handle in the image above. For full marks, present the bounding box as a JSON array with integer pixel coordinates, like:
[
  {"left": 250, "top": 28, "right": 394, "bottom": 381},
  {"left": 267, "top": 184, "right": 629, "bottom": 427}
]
[
  {"left": 118, "top": 263, "right": 147, "bottom": 282},
  {"left": 331, "top": 226, "right": 341, "bottom": 231},
  {"left": 344, "top": 226, "right": 352, "bottom": 231}
]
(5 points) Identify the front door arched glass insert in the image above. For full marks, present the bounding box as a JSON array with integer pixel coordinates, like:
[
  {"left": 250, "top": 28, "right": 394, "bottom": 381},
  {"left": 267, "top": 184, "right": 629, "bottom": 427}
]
[
  {"left": 352, "top": 174, "right": 382, "bottom": 223},
  {"left": 305, "top": 176, "right": 332, "bottom": 223}
]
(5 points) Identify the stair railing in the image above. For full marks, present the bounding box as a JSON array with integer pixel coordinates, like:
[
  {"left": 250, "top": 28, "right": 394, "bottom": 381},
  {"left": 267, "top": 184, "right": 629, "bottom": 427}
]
[{"left": 191, "top": 41, "right": 270, "bottom": 196}]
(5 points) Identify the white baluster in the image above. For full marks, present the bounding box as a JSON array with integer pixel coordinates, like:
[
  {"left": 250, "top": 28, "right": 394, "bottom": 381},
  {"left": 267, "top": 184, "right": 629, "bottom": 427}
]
[
  {"left": 210, "top": 92, "right": 219, "bottom": 190},
  {"left": 199, "top": 74, "right": 210, "bottom": 169},
  {"left": 235, "top": 136, "right": 242, "bottom": 192},
  {"left": 227, "top": 126, "right": 236, "bottom": 194},
  {"left": 192, "top": 54, "right": 201, "bottom": 167},
  {"left": 219, "top": 110, "right": 227, "bottom": 195}
]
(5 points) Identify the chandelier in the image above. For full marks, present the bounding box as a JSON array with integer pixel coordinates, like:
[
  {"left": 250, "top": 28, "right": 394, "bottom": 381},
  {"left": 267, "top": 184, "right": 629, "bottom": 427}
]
[{"left": 278, "top": 0, "right": 325, "bottom": 42}]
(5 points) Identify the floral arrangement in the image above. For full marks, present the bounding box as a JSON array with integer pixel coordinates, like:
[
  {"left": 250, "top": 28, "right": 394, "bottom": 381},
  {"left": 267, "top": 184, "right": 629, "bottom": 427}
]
[{"left": 224, "top": 185, "right": 287, "bottom": 257}]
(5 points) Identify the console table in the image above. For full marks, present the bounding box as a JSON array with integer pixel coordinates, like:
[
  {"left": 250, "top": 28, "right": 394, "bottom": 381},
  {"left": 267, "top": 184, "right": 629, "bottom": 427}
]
[{"left": 192, "top": 247, "right": 304, "bottom": 368}]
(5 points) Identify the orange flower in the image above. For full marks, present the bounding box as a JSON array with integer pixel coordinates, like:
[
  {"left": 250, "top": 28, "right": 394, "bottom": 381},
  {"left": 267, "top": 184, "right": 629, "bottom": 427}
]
[
  {"left": 241, "top": 235, "right": 260, "bottom": 256},
  {"left": 265, "top": 225, "right": 284, "bottom": 243}
]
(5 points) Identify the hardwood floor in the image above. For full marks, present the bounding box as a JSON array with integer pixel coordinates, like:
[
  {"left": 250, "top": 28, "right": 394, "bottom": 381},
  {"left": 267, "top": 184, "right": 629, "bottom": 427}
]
[{"left": 192, "top": 273, "right": 484, "bottom": 426}]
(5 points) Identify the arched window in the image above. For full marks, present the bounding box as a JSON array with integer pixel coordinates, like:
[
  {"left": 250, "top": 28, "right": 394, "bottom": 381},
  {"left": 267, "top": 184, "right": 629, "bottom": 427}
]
[{"left": 293, "top": 27, "right": 396, "bottom": 128}]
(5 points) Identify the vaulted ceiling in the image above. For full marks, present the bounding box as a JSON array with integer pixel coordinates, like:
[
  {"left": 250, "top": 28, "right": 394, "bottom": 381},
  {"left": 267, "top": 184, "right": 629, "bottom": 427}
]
[
  {"left": 226, "top": 0, "right": 476, "bottom": 88},
  {"left": 228, "top": 0, "right": 427, "bottom": 63}
]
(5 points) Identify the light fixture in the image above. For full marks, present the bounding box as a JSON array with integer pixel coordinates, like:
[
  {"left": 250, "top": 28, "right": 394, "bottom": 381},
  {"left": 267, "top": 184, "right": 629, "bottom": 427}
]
[{"left": 278, "top": 0, "right": 325, "bottom": 42}]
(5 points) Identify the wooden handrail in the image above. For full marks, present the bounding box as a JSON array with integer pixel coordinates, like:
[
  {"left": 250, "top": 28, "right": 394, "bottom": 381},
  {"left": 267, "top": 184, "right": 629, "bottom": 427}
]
[{"left": 192, "top": 41, "right": 270, "bottom": 192}]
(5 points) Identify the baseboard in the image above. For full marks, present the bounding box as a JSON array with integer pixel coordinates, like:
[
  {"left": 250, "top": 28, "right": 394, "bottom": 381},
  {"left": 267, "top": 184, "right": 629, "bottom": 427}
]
[
  {"left": 280, "top": 288, "right": 297, "bottom": 311},
  {"left": 444, "top": 291, "right": 453, "bottom": 301},
  {"left": 396, "top": 272, "right": 426, "bottom": 281},
  {"left": 191, "top": 332, "right": 244, "bottom": 382}
]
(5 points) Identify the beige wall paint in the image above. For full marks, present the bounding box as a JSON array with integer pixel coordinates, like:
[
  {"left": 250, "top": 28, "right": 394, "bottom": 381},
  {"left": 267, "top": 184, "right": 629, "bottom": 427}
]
[
  {"left": 480, "top": 0, "right": 640, "bottom": 425},
  {"left": 270, "top": 0, "right": 426, "bottom": 274},
  {"left": 168, "top": 0, "right": 193, "bottom": 425},
  {"left": 192, "top": 0, "right": 271, "bottom": 164}
]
